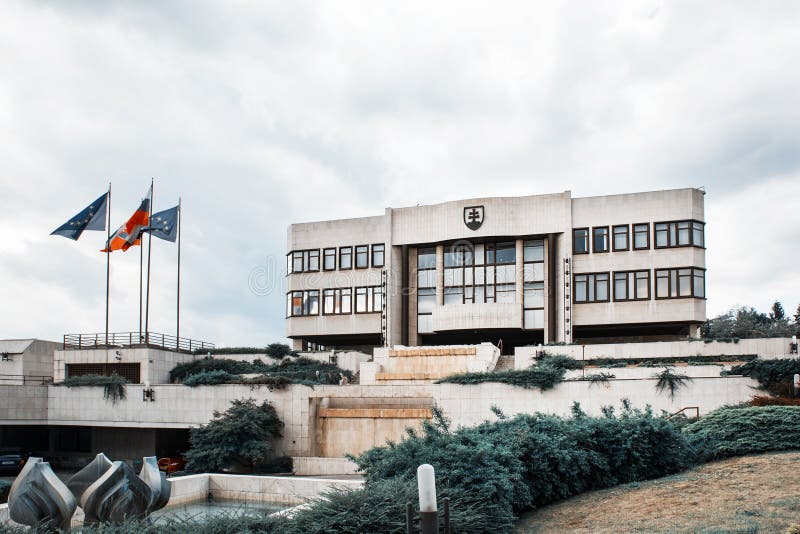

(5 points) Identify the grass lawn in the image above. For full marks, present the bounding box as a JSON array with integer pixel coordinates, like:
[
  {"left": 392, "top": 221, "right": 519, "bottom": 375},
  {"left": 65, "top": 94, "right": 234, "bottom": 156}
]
[{"left": 515, "top": 451, "right": 800, "bottom": 533}]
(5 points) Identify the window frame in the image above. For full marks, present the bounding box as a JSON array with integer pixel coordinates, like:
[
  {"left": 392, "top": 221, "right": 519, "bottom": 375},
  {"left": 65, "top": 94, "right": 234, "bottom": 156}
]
[
  {"left": 573, "top": 228, "right": 589, "bottom": 255},
  {"left": 612, "top": 224, "right": 630, "bottom": 252},
  {"left": 322, "top": 287, "right": 353, "bottom": 315},
  {"left": 654, "top": 267, "right": 706, "bottom": 299},
  {"left": 632, "top": 223, "right": 650, "bottom": 250},
  {"left": 592, "top": 226, "right": 610, "bottom": 253},
  {"left": 339, "top": 246, "right": 353, "bottom": 270},
  {"left": 573, "top": 272, "right": 610, "bottom": 304},
  {"left": 653, "top": 220, "right": 705, "bottom": 249},
  {"left": 355, "top": 245, "right": 369, "bottom": 269},
  {"left": 355, "top": 285, "right": 383, "bottom": 313},
  {"left": 286, "top": 249, "right": 321, "bottom": 273},
  {"left": 612, "top": 269, "right": 651, "bottom": 302},
  {"left": 286, "top": 289, "right": 320, "bottom": 317},
  {"left": 444, "top": 240, "right": 517, "bottom": 305},
  {"left": 323, "top": 248, "right": 337, "bottom": 271},
  {"left": 371, "top": 243, "right": 385, "bottom": 268}
]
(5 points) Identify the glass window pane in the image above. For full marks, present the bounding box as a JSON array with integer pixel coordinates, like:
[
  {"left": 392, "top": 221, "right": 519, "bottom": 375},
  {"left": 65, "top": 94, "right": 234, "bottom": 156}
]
[
  {"left": 292, "top": 292, "right": 303, "bottom": 315},
  {"left": 524, "top": 282, "right": 544, "bottom": 308},
  {"left": 341, "top": 290, "right": 352, "bottom": 313},
  {"left": 693, "top": 269, "right": 705, "bottom": 297},
  {"left": 574, "top": 229, "right": 588, "bottom": 253},
  {"left": 693, "top": 222, "right": 704, "bottom": 247},
  {"left": 636, "top": 272, "right": 649, "bottom": 299},
  {"left": 340, "top": 248, "right": 352, "bottom": 269},
  {"left": 614, "top": 273, "right": 627, "bottom": 301},
  {"left": 634, "top": 224, "right": 648, "bottom": 249},
  {"left": 474, "top": 244, "right": 485, "bottom": 265},
  {"left": 373, "top": 288, "right": 383, "bottom": 311},
  {"left": 575, "top": 275, "right": 587, "bottom": 302},
  {"left": 355, "top": 246, "right": 369, "bottom": 268},
  {"left": 596, "top": 275, "right": 608, "bottom": 301},
  {"left": 523, "top": 262, "right": 544, "bottom": 282},
  {"left": 444, "top": 287, "right": 462, "bottom": 305},
  {"left": 655, "top": 224, "right": 668, "bottom": 247},
  {"left": 677, "top": 222, "right": 690, "bottom": 246},
  {"left": 418, "top": 289, "right": 436, "bottom": 314},
  {"left": 308, "top": 250, "right": 319, "bottom": 271},
  {"left": 496, "top": 284, "right": 515, "bottom": 303},
  {"left": 355, "top": 288, "right": 367, "bottom": 312},
  {"left": 323, "top": 290, "right": 334, "bottom": 314},
  {"left": 495, "top": 243, "right": 516, "bottom": 264},
  {"left": 523, "top": 240, "right": 544, "bottom": 262},
  {"left": 496, "top": 264, "right": 515, "bottom": 284},
  {"left": 593, "top": 228, "right": 609, "bottom": 252},
  {"left": 613, "top": 226, "right": 628, "bottom": 250},
  {"left": 372, "top": 244, "right": 385, "bottom": 267},
  {"left": 418, "top": 248, "right": 436, "bottom": 269},
  {"left": 524, "top": 309, "right": 544, "bottom": 329},
  {"left": 474, "top": 285, "right": 485, "bottom": 303}
]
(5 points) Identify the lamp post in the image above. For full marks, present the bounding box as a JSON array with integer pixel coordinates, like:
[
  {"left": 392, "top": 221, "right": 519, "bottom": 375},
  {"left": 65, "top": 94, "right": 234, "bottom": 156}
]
[{"left": 418, "top": 464, "right": 437, "bottom": 534}]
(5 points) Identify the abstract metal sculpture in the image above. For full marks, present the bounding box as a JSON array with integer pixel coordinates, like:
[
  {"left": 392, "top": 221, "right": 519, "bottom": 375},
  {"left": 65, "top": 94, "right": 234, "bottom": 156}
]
[
  {"left": 7, "top": 457, "right": 77, "bottom": 531},
  {"left": 8, "top": 454, "right": 171, "bottom": 528}
]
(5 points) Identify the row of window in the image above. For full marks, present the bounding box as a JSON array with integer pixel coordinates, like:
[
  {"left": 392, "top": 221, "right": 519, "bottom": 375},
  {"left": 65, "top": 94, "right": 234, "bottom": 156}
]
[
  {"left": 573, "top": 220, "right": 705, "bottom": 254},
  {"left": 573, "top": 267, "right": 706, "bottom": 303},
  {"left": 287, "top": 244, "right": 385, "bottom": 273},
  {"left": 286, "top": 286, "right": 383, "bottom": 317}
]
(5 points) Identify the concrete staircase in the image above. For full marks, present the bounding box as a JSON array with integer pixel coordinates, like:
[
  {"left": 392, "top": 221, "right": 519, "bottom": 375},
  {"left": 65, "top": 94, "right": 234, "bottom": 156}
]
[{"left": 494, "top": 355, "right": 515, "bottom": 372}]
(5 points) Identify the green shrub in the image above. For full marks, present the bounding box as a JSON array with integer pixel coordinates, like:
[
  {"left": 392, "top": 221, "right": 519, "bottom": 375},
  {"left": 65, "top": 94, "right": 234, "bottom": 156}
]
[
  {"left": 184, "top": 398, "right": 284, "bottom": 473},
  {"left": 264, "top": 343, "right": 298, "bottom": 359},
  {"left": 653, "top": 367, "right": 692, "bottom": 399},
  {"left": 585, "top": 372, "right": 615, "bottom": 386},
  {"left": 191, "top": 343, "right": 298, "bottom": 358},
  {"left": 684, "top": 406, "right": 800, "bottom": 462},
  {"left": 723, "top": 358, "right": 800, "bottom": 396},
  {"left": 171, "top": 357, "right": 350, "bottom": 386},
  {"left": 349, "top": 403, "right": 691, "bottom": 532},
  {"left": 182, "top": 369, "right": 237, "bottom": 387},
  {"left": 437, "top": 365, "right": 566, "bottom": 391},
  {"left": 535, "top": 354, "right": 582, "bottom": 370},
  {"left": 60, "top": 373, "right": 128, "bottom": 404}
]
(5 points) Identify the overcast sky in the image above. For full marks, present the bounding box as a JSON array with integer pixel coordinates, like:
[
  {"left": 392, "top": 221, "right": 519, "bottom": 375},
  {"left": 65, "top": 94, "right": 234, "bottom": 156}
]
[{"left": 1, "top": 1, "right": 799, "bottom": 347}]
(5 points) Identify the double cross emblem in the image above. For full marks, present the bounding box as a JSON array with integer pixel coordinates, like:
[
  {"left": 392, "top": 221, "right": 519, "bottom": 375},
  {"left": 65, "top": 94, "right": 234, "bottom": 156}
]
[{"left": 463, "top": 205, "right": 485, "bottom": 231}]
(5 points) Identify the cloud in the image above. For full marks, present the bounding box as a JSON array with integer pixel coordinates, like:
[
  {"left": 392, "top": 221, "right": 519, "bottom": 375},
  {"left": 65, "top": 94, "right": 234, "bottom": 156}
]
[{"left": 1, "top": 1, "right": 799, "bottom": 344}]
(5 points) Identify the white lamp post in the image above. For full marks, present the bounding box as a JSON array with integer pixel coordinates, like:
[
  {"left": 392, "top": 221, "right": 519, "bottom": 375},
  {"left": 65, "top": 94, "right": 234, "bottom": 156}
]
[{"left": 417, "top": 464, "right": 437, "bottom": 533}]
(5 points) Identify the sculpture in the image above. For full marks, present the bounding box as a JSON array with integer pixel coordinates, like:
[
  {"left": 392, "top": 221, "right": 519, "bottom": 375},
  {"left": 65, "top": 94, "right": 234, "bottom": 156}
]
[
  {"left": 8, "top": 454, "right": 171, "bottom": 528},
  {"left": 7, "top": 457, "right": 77, "bottom": 531}
]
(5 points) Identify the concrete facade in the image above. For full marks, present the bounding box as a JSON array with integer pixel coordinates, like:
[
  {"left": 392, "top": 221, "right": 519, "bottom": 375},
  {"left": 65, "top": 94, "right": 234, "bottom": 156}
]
[
  {"left": 0, "top": 339, "right": 60, "bottom": 385},
  {"left": 286, "top": 188, "right": 707, "bottom": 352}
]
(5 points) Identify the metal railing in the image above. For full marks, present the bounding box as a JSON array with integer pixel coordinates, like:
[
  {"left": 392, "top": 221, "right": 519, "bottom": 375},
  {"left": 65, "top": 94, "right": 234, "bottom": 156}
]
[
  {"left": 0, "top": 374, "right": 53, "bottom": 385},
  {"left": 63, "top": 332, "right": 215, "bottom": 354},
  {"left": 667, "top": 406, "right": 700, "bottom": 420}
]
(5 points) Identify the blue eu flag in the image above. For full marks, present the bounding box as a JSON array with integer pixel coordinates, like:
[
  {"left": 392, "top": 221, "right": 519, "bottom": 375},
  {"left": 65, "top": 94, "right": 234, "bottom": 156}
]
[
  {"left": 51, "top": 192, "right": 108, "bottom": 240},
  {"left": 145, "top": 205, "right": 179, "bottom": 242}
]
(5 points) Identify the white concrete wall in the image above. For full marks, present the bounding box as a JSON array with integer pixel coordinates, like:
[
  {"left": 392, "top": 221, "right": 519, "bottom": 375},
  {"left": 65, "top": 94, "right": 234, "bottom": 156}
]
[
  {"left": 291, "top": 457, "right": 359, "bottom": 476},
  {"left": 515, "top": 338, "right": 795, "bottom": 369},
  {"left": 0, "top": 339, "right": 59, "bottom": 385},
  {"left": 0, "top": 385, "right": 48, "bottom": 424},
  {"left": 54, "top": 348, "right": 196, "bottom": 384},
  {"left": 431, "top": 302, "right": 522, "bottom": 331}
]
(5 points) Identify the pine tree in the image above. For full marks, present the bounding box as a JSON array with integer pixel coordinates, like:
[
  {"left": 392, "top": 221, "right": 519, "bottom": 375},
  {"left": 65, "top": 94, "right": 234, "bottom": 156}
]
[
  {"left": 770, "top": 301, "right": 786, "bottom": 321},
  {"left": 794, "top": 304, "right": 800, "bottom": 325}
]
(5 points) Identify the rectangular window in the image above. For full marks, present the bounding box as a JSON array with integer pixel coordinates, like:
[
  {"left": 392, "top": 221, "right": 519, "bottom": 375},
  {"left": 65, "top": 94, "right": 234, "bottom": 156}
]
[
  {"left": 523, "top": 281, "right": 544, "bottom": 329},
  {"left": 323, "top": 248, "right": 336, "bottom": 270},
  {"left": 371, "top": 244, "right": 385, "bottom": 267},
  {"left": 633, "top": 223, "right": 650, "bottom": 250},
  {"left": 523, "top": 239, "right": 544, "bottom": 262},
  {"left": 339, "top": 246, "right": 352, "bottom": 269},
  {"left": 612, "top": 225, "right": 629, "bottom": 251},
  {"left": 292, "top": 251, "right": 304, "bottom": 273},
  {"left": 355, "top": 286, "right": 382, "bottom": 313},
  {"left": 593, "top": 227, "right": 610, "bottom": 253},
  {"left": 654, "top": 221, "right": 705, "bottom": 248},
  {"left": 417, "top": 287, "right": 436, "bottom": 334},
  {"left": 322, "top": 288, "right": 352, "bottom": 315},
  {"left": 286, "top": 290, "right": 320, "bottom": 317},
  {"left": 613, "top": 270, "right": 650, "bottom": 301},
  {"left": 693, "top": 222, "right": 705, "bottom": 247},
  {"left": 573, "top": 228, "right": 589, "bottom": 254},
  {"left": 418, "top": 247, "right": 436, "bottom": 269},
  {"left": 654, "top": 268, "right": 706, "bottom": 299},
  {"left": 355, "top": 245, "right": 369, "bottom": 268},
  {"left": 573, "top": 273, "right": 610, "bottom": 303},
  {"left": 307, "top": 249, "right": 320, "bottom": 271},
  {"left": 445, "top": 240, "right": 517, "bottom": 305}
]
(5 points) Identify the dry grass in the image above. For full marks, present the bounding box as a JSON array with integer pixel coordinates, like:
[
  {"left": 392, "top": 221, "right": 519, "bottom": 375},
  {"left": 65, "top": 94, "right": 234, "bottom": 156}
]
[{"left": 515, "top": 452, "right": 800, "bottom": 534}]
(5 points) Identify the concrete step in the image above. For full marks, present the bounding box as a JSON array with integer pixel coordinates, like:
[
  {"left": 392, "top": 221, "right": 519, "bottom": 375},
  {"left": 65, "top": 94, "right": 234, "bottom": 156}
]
[{"left": 494, "top": 355, "right": 515, "bottom": 371}]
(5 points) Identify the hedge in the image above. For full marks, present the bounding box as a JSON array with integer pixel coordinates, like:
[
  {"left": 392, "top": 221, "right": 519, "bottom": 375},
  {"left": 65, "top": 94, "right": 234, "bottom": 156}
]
[
  {"left": 683, "top": 405, "right": 800, "bottom": 462},
  {"left": 171, "top": 357, "right": 351, "bottom": 386},
  {"left": 722, "top": 358, "right": 800, "bottom": 396}
]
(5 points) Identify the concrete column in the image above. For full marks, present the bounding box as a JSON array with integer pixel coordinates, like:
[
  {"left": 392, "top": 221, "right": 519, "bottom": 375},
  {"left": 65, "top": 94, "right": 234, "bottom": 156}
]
[
  {"left": 515, "top": 239, "right": 524, "bottom": 308},
  {"left": 408, "top": 248, "right": 419, "bottom": 347},
  {"left": 435, "top": 245, "right": 444, "bottom": 306},
  {"left": 292, "top": 339, "right": 303, "bottom": 351},
  {"left": 543, "top": 236, "right": 550, "bottom": 344}
]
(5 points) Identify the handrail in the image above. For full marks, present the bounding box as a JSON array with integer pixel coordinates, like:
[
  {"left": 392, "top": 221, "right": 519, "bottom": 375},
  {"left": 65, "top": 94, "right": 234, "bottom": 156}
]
[
  {"left": 0, "top": 374, "right": 53, "bottom": 385},
  {"left": 667, "top": 406, "right": 700, "bottom": 420},
  {"left": 63, "top": 332, "right": 214, "bottom": 354}
]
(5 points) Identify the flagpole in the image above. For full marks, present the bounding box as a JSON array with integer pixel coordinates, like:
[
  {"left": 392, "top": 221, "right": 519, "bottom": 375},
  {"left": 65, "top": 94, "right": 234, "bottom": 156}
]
[
  {"left": 105, "top": 182, "right": 112, "bottom": 346},
  {"left": 145, "top": 178, "right": 154, "bottom": 345},
  {"left": 139, "top": 232, "right": 143, "bottom": 341},
  {"left": 176, "top": 197, "right": 182, "bottom": 343}
]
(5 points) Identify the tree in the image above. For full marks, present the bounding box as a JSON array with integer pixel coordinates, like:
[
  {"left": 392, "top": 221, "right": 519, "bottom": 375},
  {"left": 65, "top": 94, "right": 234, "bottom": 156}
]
[
  {"left": 794, "top": 304, "right": 800, "bottom": 326},
  {"left": 770, "top": 301, "right": 786, "bottom": 321},
  {"left": 185, "top": 398, "right": 283, "bottom": 473},
  {"left": 265, "top": 343, "right": 298, "bottom": 359}
]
